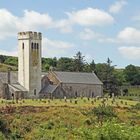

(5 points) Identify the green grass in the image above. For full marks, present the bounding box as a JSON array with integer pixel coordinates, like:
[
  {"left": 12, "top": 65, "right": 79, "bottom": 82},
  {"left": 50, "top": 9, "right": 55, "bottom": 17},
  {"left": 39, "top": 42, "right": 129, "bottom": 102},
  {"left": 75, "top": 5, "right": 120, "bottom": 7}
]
[
  {"left": 0, "top": 98, "right": 139, "bottom": 140},
  {"left": 0, "top": 63, "right": 17, "bottom": 72},
  {"left": 128, "top": 87, "right": 140, "bottom": 95},
  {"left": 0, "top": 98, "right": 138, "bottom": 108}
]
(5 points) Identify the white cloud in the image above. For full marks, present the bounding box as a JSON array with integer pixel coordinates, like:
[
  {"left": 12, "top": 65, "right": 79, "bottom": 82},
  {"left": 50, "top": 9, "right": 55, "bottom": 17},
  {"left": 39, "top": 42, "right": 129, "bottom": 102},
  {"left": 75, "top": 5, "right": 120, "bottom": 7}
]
[
  {"left": 0, "top": 8, "right": 114, "bottom": 37},
  {"left": 54, "top": 8, "right": 114, "bottom": 33},
  {"left": 0, "top": 49, "right": 17, "bottom": 56},
  {"left": 42, "top": 37, "right": 75, "bottom": 57},
  {"left": 0, "top": 9, "right": 18, "bottom": 39},
  {"left": 0, "top": 9, "right": 53, "bottom": 39},
  {"left": 80, "top": 28, "right": 103, "bottom": 40},
  {"left": 43, "top": 38, "right": 74, "bottom": 49},
  {"left": 109, "top": 0, "right": 127, "bottom": 14},
  {"left": 68, "top": 8, "right": 114, "bottom": 26},
  {"left": 18, "top": 10, "right": 53, "bottom": 30},
  {"left": 97, "top": 27, "right": 140, "bottom": 45},
  {"left": 117, "top": 27, "right": 140, "bottom": 44},
  {"left": 118, "top": 46, "right": 140, "bottom": 60}
]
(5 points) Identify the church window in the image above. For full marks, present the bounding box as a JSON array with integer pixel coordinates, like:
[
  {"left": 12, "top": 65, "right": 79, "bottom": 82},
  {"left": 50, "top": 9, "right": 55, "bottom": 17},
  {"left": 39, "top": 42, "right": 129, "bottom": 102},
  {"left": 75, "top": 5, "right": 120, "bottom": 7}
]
[
  {"left": 31, "top": 42, "right": 34, "bottom": 49},
  {"left": 34, "top": 89, "right": 36, "bottom": 96},
  {"left": 22, "top": 43, "right": 24, "bottom": 49},
  {"left": 34, "top": 43, "right": 36, "bottom": 49}
]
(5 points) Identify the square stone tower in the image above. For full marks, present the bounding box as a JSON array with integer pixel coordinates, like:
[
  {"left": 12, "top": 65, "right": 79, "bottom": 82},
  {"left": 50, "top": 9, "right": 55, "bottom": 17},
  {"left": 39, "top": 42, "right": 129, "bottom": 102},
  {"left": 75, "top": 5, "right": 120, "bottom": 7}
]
[{"left": 18, "top": 31, "right": 42, "bottom": 98}]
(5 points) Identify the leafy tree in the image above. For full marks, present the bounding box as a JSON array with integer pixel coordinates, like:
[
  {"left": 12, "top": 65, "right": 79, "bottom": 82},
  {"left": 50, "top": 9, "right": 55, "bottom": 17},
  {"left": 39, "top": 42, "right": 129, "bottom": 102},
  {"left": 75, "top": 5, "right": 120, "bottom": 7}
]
[
  {"left": 42, "top": 57, "right": 57, "bottom": 71},
  {"left": 124, "top": 65, "right": 140, "bottom": 85},
  {"left": 4, "top": 57, "right": 18, "bottom": 67},
  {"left": 57, "top": 57, "right": 74, "bottom": 71}
]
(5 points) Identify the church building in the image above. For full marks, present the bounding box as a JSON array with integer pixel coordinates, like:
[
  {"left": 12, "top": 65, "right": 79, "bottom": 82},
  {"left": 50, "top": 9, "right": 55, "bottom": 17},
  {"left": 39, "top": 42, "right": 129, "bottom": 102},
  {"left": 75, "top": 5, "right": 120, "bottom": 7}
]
[{"left": 0, "top": 31, "right": 103, "bottom": 99}]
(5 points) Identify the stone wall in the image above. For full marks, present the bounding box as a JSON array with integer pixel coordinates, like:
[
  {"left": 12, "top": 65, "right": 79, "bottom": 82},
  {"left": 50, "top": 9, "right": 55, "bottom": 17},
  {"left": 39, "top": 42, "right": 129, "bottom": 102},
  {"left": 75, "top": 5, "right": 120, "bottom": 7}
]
[
  {"left": 51, "top": 83, "right": 103, "bottom": 99},
  {"left": 62, "top": 83, "right": 102, "bottom": 98}
]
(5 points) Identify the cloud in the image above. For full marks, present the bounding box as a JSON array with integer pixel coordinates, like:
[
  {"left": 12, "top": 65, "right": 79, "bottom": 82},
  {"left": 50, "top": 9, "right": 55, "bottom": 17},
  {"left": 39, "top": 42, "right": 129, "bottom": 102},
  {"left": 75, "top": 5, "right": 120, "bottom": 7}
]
[
  {"left": 0, "top": 49, "right": 17, "bottom": 56},
  {"left": 118, "top": 46, "right": 140, "bottom": 60},
  {"left": 109, "top": 0, "right": 127, "bottom": 14},
  {"left": 43, "top": 38, "right": 74, "bottom": 49},
  {"left": 54, "top": 8, "right": 114, "bottom": 33},
  {"left": 117, "top": 27, "right": 140, "bottom": 44},
  {"left": 0, "top": 9, "right": 18, "bottom": 39},
  {"left": 0, "top": 9, "right": 53, "bottom": 39},
  {"left": 96, "top": 27, "right": 140, "bottom": 45},
  {"left": 67, "top": 8, "right": 114, "bottom": 26},
  {"left": 18, "top": 10, "right": 53, "bottom": 30},
  {"left": 0, "top": 7, "right": 114, "bottom": 37},
  {"left": 42, "top": 37, "right": 75, "bottom": 57},
  {"left": 79, "top": 28, "right": 103, "bottom": 40}
]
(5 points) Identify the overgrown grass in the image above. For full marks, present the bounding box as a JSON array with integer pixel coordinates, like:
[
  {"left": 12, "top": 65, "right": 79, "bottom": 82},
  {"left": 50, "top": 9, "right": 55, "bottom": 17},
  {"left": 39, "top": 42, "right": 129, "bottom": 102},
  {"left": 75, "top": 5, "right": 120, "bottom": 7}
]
[{"left": 0, "top": 98, "right": 139, "bottom": 139}]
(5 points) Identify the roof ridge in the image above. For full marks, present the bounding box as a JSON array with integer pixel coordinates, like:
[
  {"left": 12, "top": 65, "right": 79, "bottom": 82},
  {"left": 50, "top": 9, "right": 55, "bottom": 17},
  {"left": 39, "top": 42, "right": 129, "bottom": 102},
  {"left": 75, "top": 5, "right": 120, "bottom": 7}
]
[{"left": 54, "top": 71, "right": 93, "bottom": 74}]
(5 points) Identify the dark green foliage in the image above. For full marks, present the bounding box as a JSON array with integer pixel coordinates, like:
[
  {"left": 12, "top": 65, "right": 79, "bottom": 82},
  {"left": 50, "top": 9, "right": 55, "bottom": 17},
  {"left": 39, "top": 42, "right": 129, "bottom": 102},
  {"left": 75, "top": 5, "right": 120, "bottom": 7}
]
[
  {"left": 57, "top": 57, "right": 74, "bottom": 71},
  {"left": 123, "top": 88, "right": 128, "bottom": 96},
  {"left": 132, "top": 103, "right": 140, "bottom": 110},
  {"left": 73, "top": 51, "right": 85, "bottom": 72},
  {"left": 92, "top": 105, "right": 117, "bottom": 120},
  {"left": 124, "top": 65, "right": 140, "bottom": 85},
  {"left": 4, "top": 57, "right": 18, "bottom": 67}
]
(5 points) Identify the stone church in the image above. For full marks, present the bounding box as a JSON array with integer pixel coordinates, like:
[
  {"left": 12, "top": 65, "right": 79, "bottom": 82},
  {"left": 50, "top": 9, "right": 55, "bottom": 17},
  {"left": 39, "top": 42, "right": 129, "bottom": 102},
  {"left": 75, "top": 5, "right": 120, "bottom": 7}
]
[{"left": 0, "top": 31, "right": 103, "bottom": 99}]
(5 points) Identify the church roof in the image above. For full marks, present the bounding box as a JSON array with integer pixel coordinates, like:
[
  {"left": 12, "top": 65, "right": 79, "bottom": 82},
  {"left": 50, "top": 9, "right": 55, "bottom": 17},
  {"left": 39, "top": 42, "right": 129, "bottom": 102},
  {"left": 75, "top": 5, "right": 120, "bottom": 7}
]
[
  {"left": 53, "top": 71, "right": 103, "bottom": 85},
  {"left": 9, "top": 83, "right": 28, "bottom": 92},
  {"left": 40, "top": 84, "right": 58, "bottom": 94}
]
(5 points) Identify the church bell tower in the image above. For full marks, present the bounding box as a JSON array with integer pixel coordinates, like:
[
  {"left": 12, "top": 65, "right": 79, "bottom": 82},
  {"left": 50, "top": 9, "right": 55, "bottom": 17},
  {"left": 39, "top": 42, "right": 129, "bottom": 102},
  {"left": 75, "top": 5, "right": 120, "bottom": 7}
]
[{"left": 18, "top": 31, "right": 42, "bottom": 98}]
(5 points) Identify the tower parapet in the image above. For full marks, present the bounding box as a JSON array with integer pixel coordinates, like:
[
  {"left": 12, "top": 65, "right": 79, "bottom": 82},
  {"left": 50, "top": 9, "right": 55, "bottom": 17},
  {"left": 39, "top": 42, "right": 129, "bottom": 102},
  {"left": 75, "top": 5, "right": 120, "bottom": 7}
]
[{"left": 18, "top": 31, "right": 42, "bottom": 40}]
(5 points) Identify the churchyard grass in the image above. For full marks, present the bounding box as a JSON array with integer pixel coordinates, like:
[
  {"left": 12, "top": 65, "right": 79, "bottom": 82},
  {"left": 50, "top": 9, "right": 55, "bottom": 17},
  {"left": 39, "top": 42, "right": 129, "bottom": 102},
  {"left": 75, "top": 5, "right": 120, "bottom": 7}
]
[
  {"left": 0, "top": 97, "right": 138, "bottom": 108},
  {"left": 0, "top": 97, "right": 140, "bottom": 140}
]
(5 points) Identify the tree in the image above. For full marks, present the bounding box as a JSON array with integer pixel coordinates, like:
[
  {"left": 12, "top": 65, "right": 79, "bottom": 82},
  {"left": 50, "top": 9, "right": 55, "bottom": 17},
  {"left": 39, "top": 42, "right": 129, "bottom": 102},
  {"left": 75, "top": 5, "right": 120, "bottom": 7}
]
[
  {"left": 95, "top": 58, "right": 119, "bottom": 96},
  {"left": 73, "top": 51, "right": 85, "bottom": 72},
  {"left": 90, "top": 59, "right": 96, "bottom": 72},
  {"left": 124, "top": 65, "right": 140, "bottom": 85},
  {"left": 57, "top": 57, "right": 74, "bottom": 71},
  {"left": 4, "top": 57, "right": 18, "bottom": 67}
]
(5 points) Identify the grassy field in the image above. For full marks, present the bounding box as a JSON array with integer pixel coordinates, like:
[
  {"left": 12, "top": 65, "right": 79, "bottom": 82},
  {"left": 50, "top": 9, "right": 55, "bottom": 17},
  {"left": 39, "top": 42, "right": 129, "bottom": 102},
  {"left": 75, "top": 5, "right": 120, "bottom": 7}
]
[
  {"left": 0, "top": 97, "right": 138, "bottom": 107},
  {"left": 0, "top": 98, "right": 140, "bottom": 140},
  {"left": 0, "top": 63, "right": 17, "bottom": 72},
  {"left": 119, "top": 86, "right": 140, "bottom": 101}
]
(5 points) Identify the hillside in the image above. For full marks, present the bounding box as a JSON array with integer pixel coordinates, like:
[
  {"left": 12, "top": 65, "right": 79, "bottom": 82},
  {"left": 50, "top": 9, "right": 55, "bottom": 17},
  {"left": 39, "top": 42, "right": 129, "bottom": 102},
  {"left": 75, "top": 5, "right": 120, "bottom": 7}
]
[
  {"left": 0, "top": 98, "right": 140, "bottom": 140},
  {"left": 0, "top": 63, "right": 17, "bottom": 72}
]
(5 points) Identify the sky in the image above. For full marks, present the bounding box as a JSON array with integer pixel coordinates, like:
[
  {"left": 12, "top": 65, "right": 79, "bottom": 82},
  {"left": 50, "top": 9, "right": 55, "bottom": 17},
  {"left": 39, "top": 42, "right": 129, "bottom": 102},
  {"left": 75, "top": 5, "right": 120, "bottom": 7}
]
[{"left": 0, "top": 0, "right": 140, "bottom": 68}]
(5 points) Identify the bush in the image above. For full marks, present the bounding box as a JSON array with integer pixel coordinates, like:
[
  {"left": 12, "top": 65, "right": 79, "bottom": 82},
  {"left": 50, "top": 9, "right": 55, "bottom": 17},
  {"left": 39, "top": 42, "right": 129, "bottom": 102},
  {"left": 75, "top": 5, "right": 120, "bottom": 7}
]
[
  {"left": 132, "top": 103, "right": 140, "bottom": 110},
  {"left": 92, "top": 105, "right": 117, "bottom": 120},
  {"left": 76, "top": 120, "right": 140, "bottom": 140}
]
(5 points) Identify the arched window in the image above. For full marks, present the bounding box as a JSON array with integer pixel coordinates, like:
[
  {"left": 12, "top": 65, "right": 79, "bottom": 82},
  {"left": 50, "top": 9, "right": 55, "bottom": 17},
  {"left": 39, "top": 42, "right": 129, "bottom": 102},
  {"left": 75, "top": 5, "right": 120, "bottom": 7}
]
[
  {"left": 22, "top": 43, "right": 24, "bottom": 49},
  {"left": 31, "top": 42, "right": 34, "bottom": 49},
  {"left": 34, "top": 43, "right": 36, "bottom": 49},
  {"left": 34, "top": 89, "right": 36, "bottom": 96}
]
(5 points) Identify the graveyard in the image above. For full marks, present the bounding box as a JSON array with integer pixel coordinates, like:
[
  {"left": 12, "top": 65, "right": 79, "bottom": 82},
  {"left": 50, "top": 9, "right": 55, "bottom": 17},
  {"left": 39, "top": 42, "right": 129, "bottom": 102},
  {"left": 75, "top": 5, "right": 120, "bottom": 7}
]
[{"left": 0, "top": 97, "right": 140, "bottom": 139}]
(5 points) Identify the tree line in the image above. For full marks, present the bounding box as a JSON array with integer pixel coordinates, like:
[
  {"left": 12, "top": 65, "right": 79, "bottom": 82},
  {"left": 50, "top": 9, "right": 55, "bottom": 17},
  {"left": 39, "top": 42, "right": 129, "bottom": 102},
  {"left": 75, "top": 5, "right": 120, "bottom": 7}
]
[{"left": 0, "top": 52, "right": 140, "bottom": 95}]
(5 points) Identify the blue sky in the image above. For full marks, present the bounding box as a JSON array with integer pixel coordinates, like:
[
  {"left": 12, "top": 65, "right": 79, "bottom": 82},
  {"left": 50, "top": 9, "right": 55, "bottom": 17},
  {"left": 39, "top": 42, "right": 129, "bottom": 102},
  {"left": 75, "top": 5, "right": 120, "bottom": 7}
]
[{"left": 0, "top": 0, "right": 140, "bottom": 68}]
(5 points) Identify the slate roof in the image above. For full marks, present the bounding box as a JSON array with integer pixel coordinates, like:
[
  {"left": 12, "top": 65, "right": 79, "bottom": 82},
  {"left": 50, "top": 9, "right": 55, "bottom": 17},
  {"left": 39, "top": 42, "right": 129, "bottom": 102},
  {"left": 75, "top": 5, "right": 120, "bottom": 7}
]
[
  {"left": 40, "top": 84, "right": 58, "bottom": 93},
  {"left": 54, "top": 71, "right": 103, "bottom": 85},
  {"left": 9, "top": 83, "right": 28, "bottom": 92}
]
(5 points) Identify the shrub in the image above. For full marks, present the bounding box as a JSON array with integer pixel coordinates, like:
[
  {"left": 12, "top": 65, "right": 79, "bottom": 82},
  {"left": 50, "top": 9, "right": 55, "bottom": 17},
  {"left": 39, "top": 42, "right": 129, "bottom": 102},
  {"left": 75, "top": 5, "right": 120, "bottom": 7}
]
[
  {"left": 92, "top": 105, "right": 117, "bottom": 121},
  {"left": 132, "top": 103, "right": 140, "bottom": 110}
]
